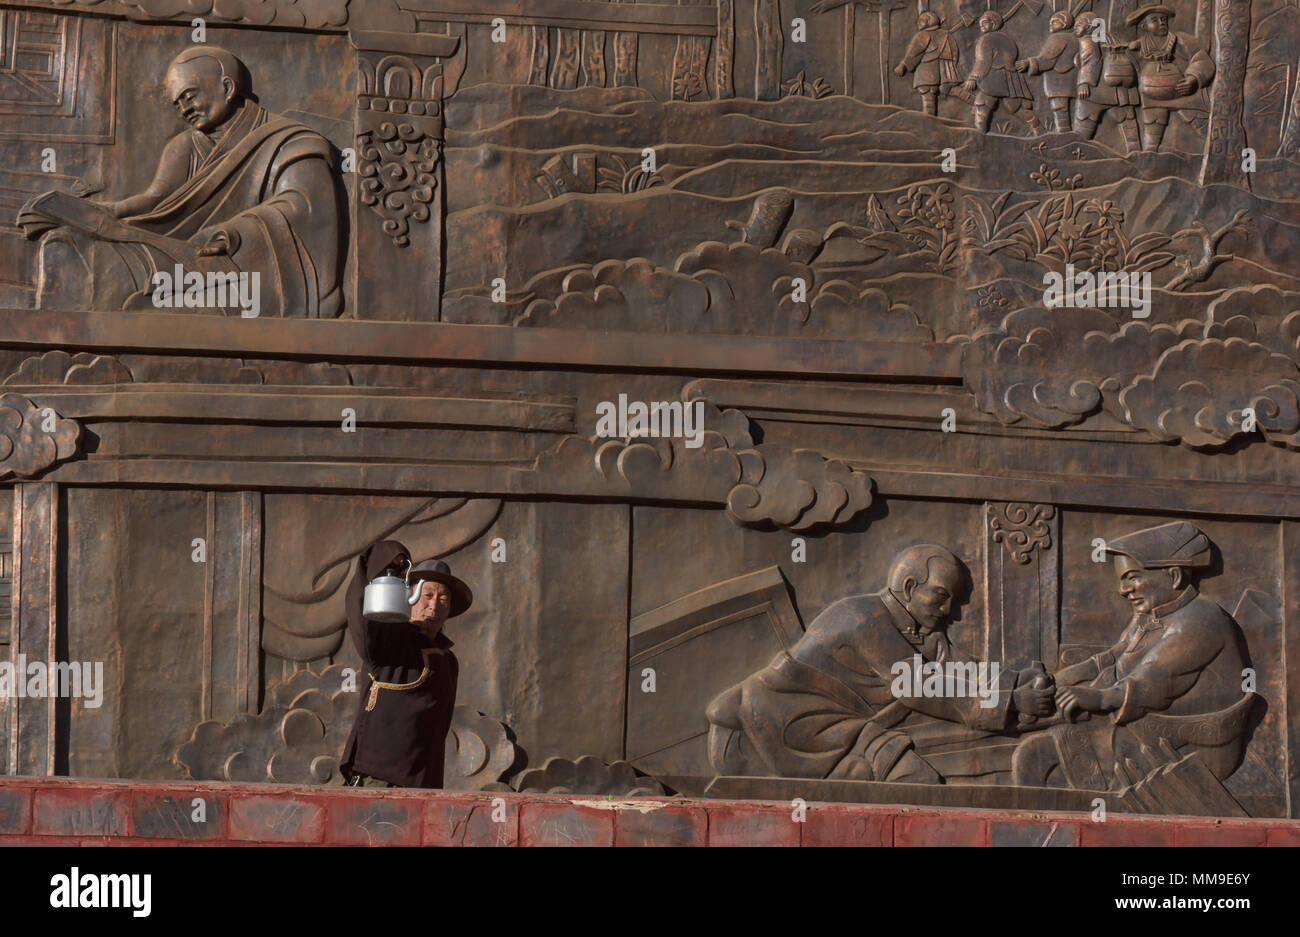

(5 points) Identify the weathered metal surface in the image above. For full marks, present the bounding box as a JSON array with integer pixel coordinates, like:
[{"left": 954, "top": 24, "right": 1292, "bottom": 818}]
[{"left": 0, "top": 0, "right": 1296, "bottom": 818}]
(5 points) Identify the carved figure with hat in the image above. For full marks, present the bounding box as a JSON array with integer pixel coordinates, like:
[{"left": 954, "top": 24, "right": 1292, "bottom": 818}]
[
  {"left": 1123, "top": 3, "right": 1215, "bottom": 151},
  {"left": 1012, "top": 522, "right": 1255, "bottom": 791},
  {"left": 340, "top": 540, "right": 474, "bottom": 789}
]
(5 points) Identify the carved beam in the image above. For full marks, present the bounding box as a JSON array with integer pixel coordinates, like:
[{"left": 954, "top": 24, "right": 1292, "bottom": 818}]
[
  {"left": 399, "top": 0, "right": 718, "bottom": 35},
  {"left": 0, "top": 310, "right": 964, "bottom": 381}
]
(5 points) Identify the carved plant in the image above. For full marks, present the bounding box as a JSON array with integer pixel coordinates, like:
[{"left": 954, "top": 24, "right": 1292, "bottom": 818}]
[
  {"left": 867, "top": 183, "right": 959, "bottom": 273},
  {"left": 963, "top": 190, "right": 1175, "bottom": 274},
  {"left": 1030, "top": 163, "right": 1083, "bottom": 191},
  {"left": 597, "top": 154, "right": 666, "bottom": 194},
  {"left": 781, "top": 71, "right": 834, "bottom": 99},
  {"left": 672, "top": 71, "right": 706, "bottom": 101}
]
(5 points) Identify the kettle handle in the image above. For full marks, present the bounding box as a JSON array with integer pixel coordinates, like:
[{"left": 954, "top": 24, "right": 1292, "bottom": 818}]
[{"left": 402, "top": 558, "right": 420, "bottom": 605}]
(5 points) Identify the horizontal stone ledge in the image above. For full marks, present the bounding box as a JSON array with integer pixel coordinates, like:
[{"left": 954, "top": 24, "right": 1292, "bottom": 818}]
[
  {"left": 34, "top": 458, "right": 1300, "bottom": 523},
  {"left": 399, "top": 0, "right": 719, "bottom": 35},
  {"left": 0, "top": 776, "right": 1295, "bottom": 846},
  {"left": 0, "top": 310, "right": 965, "bottom": 382},
  {"left": 866, "top": 468, "right": 1300, "bottom": 522},
  {"left": 11, "top": 387, "right": 575, "bottom": 432}
]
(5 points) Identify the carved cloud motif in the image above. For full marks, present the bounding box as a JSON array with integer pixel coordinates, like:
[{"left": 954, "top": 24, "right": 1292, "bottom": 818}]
[
  {"left": 964, "top": 286, "right": 1300, "bottom": 448},
  {"left": 513, "top": 755, "right": 666, "bottom": 797},
  {"left": 516, "top": 243, "right": 930, "bottom": 341},
  {"left": 0, "top": 395, "right": 79, "bottom": 479},
  {"left": 176, "top": 664, "right": 517, "bottom": 789},
  {"left": 116, "top": 0, "right": 351, "bottom": 28},
  {"left": 1119, "top": 339, "right": 1300, "bottom": 449},
  {"left": 3, "top": 350, "right": 132, "bottom": 385},
  {"left": 533, "top": 400, "right": 873, "bottom": 531}
]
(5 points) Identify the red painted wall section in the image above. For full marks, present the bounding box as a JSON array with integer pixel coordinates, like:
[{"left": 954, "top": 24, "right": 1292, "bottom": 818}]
[{"left": 0, "top": 777, "right": 1296, "bottom": 846}]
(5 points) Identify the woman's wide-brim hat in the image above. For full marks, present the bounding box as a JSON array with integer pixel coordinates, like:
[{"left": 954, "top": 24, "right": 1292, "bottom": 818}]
[
  {"left": 408, "top": 559, "right": 473, "bottom": 618},
  {"left": 1125, "top": 3, "right": 1176, "bottom": 26}
]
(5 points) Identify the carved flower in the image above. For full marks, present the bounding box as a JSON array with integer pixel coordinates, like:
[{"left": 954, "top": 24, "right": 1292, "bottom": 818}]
[{"left": 1085, "top": 199, "right": 1125, "bottom": 227}]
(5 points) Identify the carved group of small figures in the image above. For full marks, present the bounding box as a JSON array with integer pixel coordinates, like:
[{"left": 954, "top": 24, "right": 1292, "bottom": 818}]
[{"left": 894, "top": 3, "right": 1213, "bottom": 149}]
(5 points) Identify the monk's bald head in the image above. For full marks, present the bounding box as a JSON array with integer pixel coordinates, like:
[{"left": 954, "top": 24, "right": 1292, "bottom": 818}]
[
  {"left": 164, "top": 46, "right": 250, "bottom": 133},
  {"left": 887, "top": 544, "right": 963, "bottom": 635}
]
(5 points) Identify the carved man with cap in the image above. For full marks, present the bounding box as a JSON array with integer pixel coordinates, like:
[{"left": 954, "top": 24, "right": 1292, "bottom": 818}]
[
  {"left": 1016, "top": 10, "right": 1080, "bottom": 133},
  {"left": 340, "top": 540, "right": 473, "bottom": 788},
  {"left": 1012, "top": 522, "right": 1251, "bottom": 790},
  {"left": 1124, "top": 3, "right": 1214, "bottom": 151},
  {"left": 1073, "top": 12, "right": 1142, "bottom": 152},
  {"left": 962, "top": 11, "right": 1043, "bottom": 134},
  {"left": 895, "top": 11, "right": 961, "bottom": 117}
]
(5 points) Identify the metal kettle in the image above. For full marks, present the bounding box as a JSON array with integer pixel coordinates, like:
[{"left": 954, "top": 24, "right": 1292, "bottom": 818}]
[{"left": 362, "top": 559, "right": 419, "bottom": 622}]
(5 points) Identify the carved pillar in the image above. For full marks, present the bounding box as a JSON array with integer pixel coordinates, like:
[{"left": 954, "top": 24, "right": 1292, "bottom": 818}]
[
  {"left": 204, "top": 492, "right": 263, "bottom": 720},
  {"left": 716, "top": 0, "right": 735, "bottom": 99},
  {"left": 528, "top": 26, "right": 550, "bottom": 86},
  {"left": 351, "top": 30, "right": 463, "bottom": 321},
  {"left": 983, "top": 502, "right": 1060, "bottom": 671},
  {"left": 1282, "top": 66, "right": 1300, "bottom": 160},
  {"left": 671, "top": 0, "right": 712, "bottom": 100},
  {"left": 613, "top": 0, "right": 639, "bottom": 87},
  {"left": 1283, "top": 521, "right": 1300, "bottom": 817},
  {"left": 581, "top": 30, "right": 608, "bottom": 87},
  {"left": 9, "top": 482, "right": 58, "bottom": 776},
  {"left": 552, "top": 28, "right": 581, "bottom": 89},
  {"left": 754, "top": 0, "right": 784, "bottom": 100}
]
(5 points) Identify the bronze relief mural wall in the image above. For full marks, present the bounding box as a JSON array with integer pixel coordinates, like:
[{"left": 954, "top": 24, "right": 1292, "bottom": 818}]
[{"left": 0, "top": 0, "right": 1297, "bottom": 819}]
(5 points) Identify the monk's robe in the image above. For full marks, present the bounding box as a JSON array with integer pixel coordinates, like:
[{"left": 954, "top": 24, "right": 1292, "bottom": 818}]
[
  {"left": 706, "top": 590, "right": 1017, "bottom": 783},
  {"left": 22, "top": 102, "right": 342, "bottom": 318}
]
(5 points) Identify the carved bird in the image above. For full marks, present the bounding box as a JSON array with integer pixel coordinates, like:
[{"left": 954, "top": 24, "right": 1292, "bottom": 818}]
[{"left": 1165, "top": 209, "right": 1251, "bottom": 292}]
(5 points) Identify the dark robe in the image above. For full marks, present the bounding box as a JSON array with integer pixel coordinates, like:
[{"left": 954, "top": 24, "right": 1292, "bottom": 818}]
[
  {"left": 339, "top": 540, "right": 458, "bottom": 788},
  {"left": 21, "top": 101, "right": 342, "bottom": 317}
]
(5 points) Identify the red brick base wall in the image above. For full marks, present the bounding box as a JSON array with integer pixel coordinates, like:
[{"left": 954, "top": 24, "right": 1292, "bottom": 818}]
[{"left": 1, "top": 777, "right": 1297, "bottom": 846}]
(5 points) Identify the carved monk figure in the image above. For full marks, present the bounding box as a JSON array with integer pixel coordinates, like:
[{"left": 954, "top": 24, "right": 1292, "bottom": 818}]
[
  {"left": 1124, "top": 4, "right": 1214, "bottom": 152},
  {"left": 706, "top": 544, "right": 1053, "bottom": 782},
  {"left": 1013, "top": 522, "right": 1255, "bottom": 790},
  {"left": 1016, "top": 10, "right": 1080, "bottom": 133},
  {"left": 963, "top": 11, "right": 1042, "bottom": 134},
  {"left": 1073, "top": 13, "right": 1142, "bottom": 152},
  {"left": 894, "top": 11, "right": 961, "bottom": 117},
  {"left": 17, "top": 46, "right": 343, "bottom": 317}
]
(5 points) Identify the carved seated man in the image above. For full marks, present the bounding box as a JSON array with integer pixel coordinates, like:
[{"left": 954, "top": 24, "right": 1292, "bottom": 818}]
[
  {"left": 18, "top": 46, "right": 342, "bottom": 318},
  {"left": 1013, "top": 522, "right": 1254, "bottom": 790},
  {"left": 706, "top": 544, "right": 1053, "bottom": 783}
]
